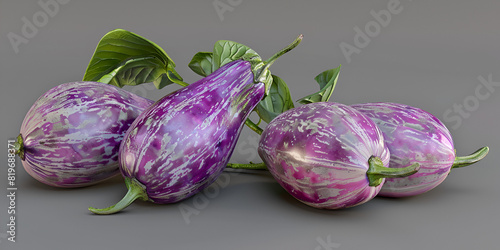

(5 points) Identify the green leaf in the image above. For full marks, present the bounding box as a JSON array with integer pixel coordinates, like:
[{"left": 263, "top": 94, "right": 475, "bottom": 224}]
[
  {"left": 188, "top": 52, "right": 214, "bottom": 77},
  {"left": 212, "top": 40, "right": 261, "bottom": 69},
  {"left": 83, "top": 29, "right": 183, "bottom": 88},
  {"left": 297, "top": 65, "right": 341, "bottom": 104},
  {"left": 256, "top": 75, "right": 295, "bottom": 123}
]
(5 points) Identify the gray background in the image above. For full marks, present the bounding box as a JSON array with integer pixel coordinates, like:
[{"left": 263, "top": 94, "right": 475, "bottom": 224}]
[{"left": 1, "top": 0, "right": 499, "bottom": 249}]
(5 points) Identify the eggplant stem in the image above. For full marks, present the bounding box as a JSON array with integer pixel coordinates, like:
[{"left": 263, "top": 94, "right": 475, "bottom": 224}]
[
  {"left": 256, "top": 118, "right": 262, "bottom": 126},
  {"left": 366, "top": 156, "right": 420, "bottom": 187},
  {"left": 452, "top": 146, "right": 489, "bottom": 169},
  {"left": 255, "top": 34, "right": 303, "bottom": 83},
  {"left": 89, "top": 177, "right": 148, "bottom": 215},
  {"left": 13, "top": 134, "right": 25, "bottom": 160},
  {"left": 263, "top": 34, "right": 303, "bottom": 67},
  {"left": 245, "top": 118, "right": 263, "bottom": 135},
  {"left": 170, "top": 78, "right": 189, "bottom": 87},
  {"left": 226, "top": 162, "right": 267, "bottom": 170}
]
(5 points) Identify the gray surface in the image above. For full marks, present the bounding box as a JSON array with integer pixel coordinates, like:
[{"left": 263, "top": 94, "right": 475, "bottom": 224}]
[{"left": 1, "top": 0, "right": 499, "bottom": 249}]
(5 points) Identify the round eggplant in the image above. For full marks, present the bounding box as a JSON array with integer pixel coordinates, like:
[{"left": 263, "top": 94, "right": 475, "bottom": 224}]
[
  {"left": 351, "top": 102, "right": 489, "bottom": 197},
  {"left": 15, "top": 81, "right": 154, "bottom": 188}
]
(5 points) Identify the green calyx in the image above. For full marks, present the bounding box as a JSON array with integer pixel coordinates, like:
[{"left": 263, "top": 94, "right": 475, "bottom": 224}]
[
  {"left": 13, "top": 134, "right": 25, "bottom": 160},
  {"left": 452, "top": 146, "right": 489, "bottom": 169},
  {"left": 89, "top": 177, "right": 149, "bottom": 215},
  {"left": 366, "top": 156, "right": 420, "bottom": 187}
]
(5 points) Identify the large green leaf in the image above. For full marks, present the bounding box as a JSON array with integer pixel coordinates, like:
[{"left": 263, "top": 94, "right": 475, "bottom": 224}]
[
  {"left": 256, "top": 75, "right": 294, "bottom": 123},
  {"left": 297, "top": 65, "right": 341, "bottom": 104},
  {"left": 83, "top": 29, "right": 183, "bottom": 88}
]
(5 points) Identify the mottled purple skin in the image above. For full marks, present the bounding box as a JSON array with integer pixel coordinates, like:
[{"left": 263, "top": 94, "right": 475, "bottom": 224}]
[
  {"left": 351, "top": 102, "right": 455, "bottom": 197},
  {"left": 258, "top": 102, "right": 390, "bottom": 209},
  {"left": 119, "top": 60, "right": 265, "bottom": 204},
  {"left": 19, "top": 81, "right": 154, "bottom": 188}
]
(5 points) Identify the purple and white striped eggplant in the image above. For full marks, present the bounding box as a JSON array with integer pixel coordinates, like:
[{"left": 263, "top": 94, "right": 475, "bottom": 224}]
[
  {"left": 258, "top": 102, "right": 420, "bottom": 209},
  {"left": 351, "top": 102, "right": 489, "bottom": 197},
  {"left": 89, "top": 60, "right": 267, "bottom": 214},
  {"left": 14, "top": 81, "right": 154, "bottom": 188}
]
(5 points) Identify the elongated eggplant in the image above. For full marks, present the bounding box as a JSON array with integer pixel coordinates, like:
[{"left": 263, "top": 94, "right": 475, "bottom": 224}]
[
  {"left": 89, "top": 35, "right": 303, "bottom": 215},
  {"left": 258, "top": 102, "right": 419, "bottom": 209},
  {"left": 14, "top": 81, "right": 154, "bottom": 188},
  {"left": 351, "top": 102, "right": 489, "bottom": 197},
  {"left": 89, "top": 60, "right": 265, "bottom": 214}
]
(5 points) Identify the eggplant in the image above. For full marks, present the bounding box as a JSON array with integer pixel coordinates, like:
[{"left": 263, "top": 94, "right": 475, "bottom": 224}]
[
  {"left": 89, "top": 35, "right": 303, "bottom": 215},
  {"left": 258, "top": 102, "right": 420, "bottom": 209},
  {"left": 351, "top": 102, "right": 489, "bottom": 197},
  {"left": 14, "top": 81, "right": 154, "bottom": 188},
  {"left": 89, "top": 60, "right": 265, "bottom": 214}
]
